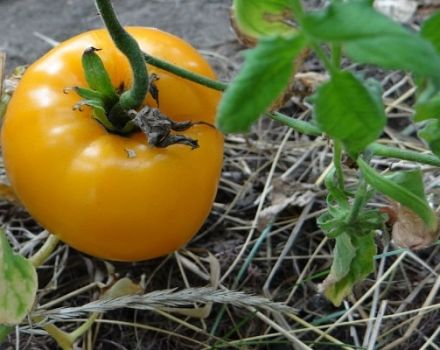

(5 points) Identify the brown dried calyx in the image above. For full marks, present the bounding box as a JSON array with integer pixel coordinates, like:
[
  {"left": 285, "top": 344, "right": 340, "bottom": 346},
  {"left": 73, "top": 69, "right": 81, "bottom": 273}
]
[
  {"left": 129, "top": 106, "right": 212, "bottom": 149},
  {"left": 387, "top": 203, "right": 439, "bottom": 250}
]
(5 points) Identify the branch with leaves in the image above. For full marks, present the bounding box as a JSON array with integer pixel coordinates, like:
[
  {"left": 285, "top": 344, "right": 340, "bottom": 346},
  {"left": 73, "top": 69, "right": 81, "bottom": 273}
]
[{"left": 218, "top": 0, "right": 440, "bottom": 306}]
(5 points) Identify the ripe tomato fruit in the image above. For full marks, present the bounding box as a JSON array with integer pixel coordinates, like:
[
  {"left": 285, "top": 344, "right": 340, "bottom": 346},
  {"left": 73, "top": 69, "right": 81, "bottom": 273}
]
[{"left": 2, "top": 28, "right": 224, "bottom": 261}]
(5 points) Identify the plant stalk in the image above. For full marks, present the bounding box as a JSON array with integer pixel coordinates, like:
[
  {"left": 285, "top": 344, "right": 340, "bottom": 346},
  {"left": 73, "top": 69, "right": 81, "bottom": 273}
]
[
  {"left": 270, "top": 113, "right": 440, "bottom": 167},
  {"left": 347, "top": 178, "right": 368, "bottom": 224},
  {"left": 270, "top": 112, "right": 321, "bottom": 135},
  {"left": 95, "top": 0, "right": 149, "bottom": 126},
  {"left": 29, "top": 234, "right": 60, "bottom": 267},
  {"left": 367, "top": 143, "right": 440, "bottom": 167},
  {"left": 333, "top": 140, "right": 345, "bottom": 190},
  {"left": 143, "top": 53, "right": 227, "bottom": 91}
]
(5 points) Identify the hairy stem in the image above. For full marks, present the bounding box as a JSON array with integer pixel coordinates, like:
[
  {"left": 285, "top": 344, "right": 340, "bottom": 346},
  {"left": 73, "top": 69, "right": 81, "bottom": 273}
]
[
  {"left": 367, "top": 143, "right": 440, "bottom": 167},
  {"left": 270, "top": 112, "right": 440, "bottom": 167},
  {"left": 333, "top": 140, "right": 345, "bottom": 190},
  {"left": 143, "top": 53, "right": 227, "bottom": 92},
  {"left": 347, "top": 178, "right": 368, "bottom": 224},
  {"left": 95, "top": 0, "right": 149, "bottom": 125},
  {"left": 270, "top": 112, "right": 321, "bottom": 135}
]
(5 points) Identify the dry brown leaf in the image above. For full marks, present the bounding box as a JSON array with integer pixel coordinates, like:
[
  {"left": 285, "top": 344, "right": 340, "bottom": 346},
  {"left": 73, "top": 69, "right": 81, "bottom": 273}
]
[
  {"left": 291, "top": 72, "right": 329, "bottom": 101},
  {"left": 258, "top": 179, "right": 315, "bottom": 229},
  {"left": 229, "top": 8, "right": 258, "bottom": 48},
  {"left": 268, "top": 49, "right": 310, "bottom": 111},
  {"left": 103, "top": 277, "right": 143, "bottom": 298},
  {"left": 391, "top": 203, "right": 439, "bottom": 250}
]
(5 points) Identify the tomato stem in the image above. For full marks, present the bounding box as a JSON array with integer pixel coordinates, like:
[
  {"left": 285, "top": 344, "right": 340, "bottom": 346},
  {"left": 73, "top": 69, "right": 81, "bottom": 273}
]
[
  {"left": 269, "top": 112, "right": 440, "bottom": 167},
  {"left": 95, "top": 0, "right": 149, "bottom": 126},
  {"left": 143, "top": 53, "right": 227, "bottom": 92}
]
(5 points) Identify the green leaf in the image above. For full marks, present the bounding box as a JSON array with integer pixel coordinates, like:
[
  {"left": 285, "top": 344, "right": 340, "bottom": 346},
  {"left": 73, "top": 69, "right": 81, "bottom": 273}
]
[
  {"left": 82, "top": 47, "right": 119, "bottom": 109},
  {"left": 216, "top": 34, "right": 306, "bottom": 133},
  {"left": 419, "top": 120, "right": 440, "bottom": 158},
  {"left": 386, "top": 169, "right": 426, "bottom": 200},
  {"left": 232, "top": 0, "right": 298, "bottom": 39},
  {"left": 421, "top": 10, "right": 440, "bottom": 54},
  {"left": 324, "top": 232, "right": 376, "bottom": 306},
  {"left": 303, "top": 1, "right": 440, "bottom": 82},
  {"left": 318, "top": 206, "right": 385, "bottom": 239},
  {"left": 415, "top": 94, "right": 440, "bottom": 121},
  {"left": 327, "top": 233, "right": 356, "bottom": 282},
  {"left": 74, "top": 86, "right": 105, "bottom": 101},
  {"left": 358, "top": 158, "right": 438, "bottom": 230},
  {"left": 0, "top": 229, "right": 37, "bottom": 325},
  {"left": 314, "top": 71, "right": 386, "bottom": 157},
  {"left": 318, "top": 168, "right": 386, "bottom": 238},
  {"left": 324, "top": 167, "right": 350, "bottom": 211}
]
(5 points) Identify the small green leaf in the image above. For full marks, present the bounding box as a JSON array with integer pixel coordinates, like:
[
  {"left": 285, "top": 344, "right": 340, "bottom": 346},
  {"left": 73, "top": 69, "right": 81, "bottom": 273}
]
[
  {"left": 421, "top": 10, "right": 440, "bottom": 54},
  {"left": 324, "top": 232, "right": 376, "bottom": 306},
  {"left": 232, "top": 0, "right": 298, "bottom": 39},
  {"left": 318, "top": 168, "right": 386, "bottom": 239},
  {"left": 419, "top": 120, "right": 440, "bottom": 158},
  {"left": 358, "top": 159, "right": 438, "bottom": 230},
  {"left": 82, "top": 47, "right": 119, "bottom": 109},
  {"left": 74, "top": 86, "right": 105, "bottom": 101},
  {"left": 89, "top": 103, "right": 118, "bottom": 132},
  {"left": 327, "top": 233, "right": 356, "bottom": 281},
  {"left": 303, "top": 2, "right": 440, "bottom": 82},
  {"left": 324, "top": 232, "right": 355, "bottom": 285},
  {"left": 216, "top": 34, "right": 306, "bottom": 133},
  {"left": 0, "top": 229, "right": 37, "bottom": 325},
  {"left": 314, "top": 71, "right": 386, "bottom": 157},
  {"left": 325, "top": 167, "right": 350, "bottom": 211},
  {"left": 386, "top": 169, "right": 426, "bottom": 200}
]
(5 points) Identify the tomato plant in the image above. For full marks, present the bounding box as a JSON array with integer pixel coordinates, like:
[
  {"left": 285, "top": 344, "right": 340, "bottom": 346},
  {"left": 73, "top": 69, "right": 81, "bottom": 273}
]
[
  {"left": 1, "top": 27, "right": 224, "bottom": 261},
  {"left": 218, "top": 0, "right": 440, "bottom": 306}
]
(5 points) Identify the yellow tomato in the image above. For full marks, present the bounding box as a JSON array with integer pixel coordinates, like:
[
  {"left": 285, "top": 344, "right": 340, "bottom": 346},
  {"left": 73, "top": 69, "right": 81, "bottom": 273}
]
[{"left": 2, "top": 28, "right": 223, "bottom": 261}]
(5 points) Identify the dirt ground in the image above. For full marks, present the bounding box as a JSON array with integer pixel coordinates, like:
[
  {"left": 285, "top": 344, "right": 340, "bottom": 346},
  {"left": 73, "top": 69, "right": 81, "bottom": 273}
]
[{"left": 0, "top": 0, "right": 235, "bottom": 74}]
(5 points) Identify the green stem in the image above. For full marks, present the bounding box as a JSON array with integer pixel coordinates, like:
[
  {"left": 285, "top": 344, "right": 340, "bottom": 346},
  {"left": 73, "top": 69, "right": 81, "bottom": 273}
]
[
  {"left": 29, "top": 234, "right": 60, "bottom": 267},
  {"left": 331, "top": 44, "right": 342, "bottom": 68},
  {"left": 311, "top": 43, "right": 337, "bottom": 76},
  {"left": 270, "top": 112, "right": 321, "bottom": 136},
  {"left": 68, "top": 312, "right": 100, "bottom": 341},
  {"left": 367, "top": 143, "right": 440, "bottom": 167},
  {"left": 33, "top": 311, "right": 99, "bottom": 350},
  {"left": 333, "top": 140, "right": 345, "bottom": 190},
  {"left": 347, "top": 178, "right": 368, "bottom": 224},
  {"left": 143, "top": 53, "right": 227, "bottom": 92},
  {"left": 95, "top": 0, "right": 149, "bottom": 123},
  {"left": 269, "top": 112, "right": 440, "bottom": 168},
  {"left": 42, "top": 323, "right": 73, "bottom": 350}
]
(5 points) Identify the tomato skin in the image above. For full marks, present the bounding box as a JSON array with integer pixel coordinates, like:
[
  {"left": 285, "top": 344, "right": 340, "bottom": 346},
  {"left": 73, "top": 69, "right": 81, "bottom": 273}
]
[{"left": 1, "top": 28, "right": 224, "bottom": 261}]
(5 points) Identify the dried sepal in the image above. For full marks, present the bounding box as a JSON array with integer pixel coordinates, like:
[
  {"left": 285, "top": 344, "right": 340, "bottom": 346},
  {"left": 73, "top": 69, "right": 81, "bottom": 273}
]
[{"left": 390, "top": 203, "right": 439, "bottom": 250}]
